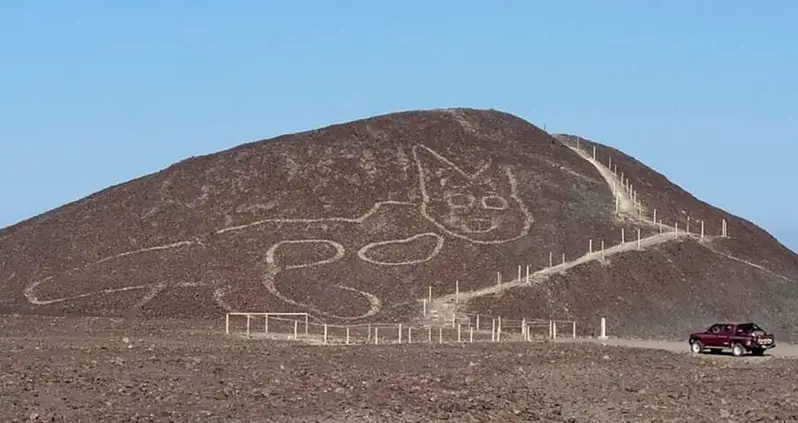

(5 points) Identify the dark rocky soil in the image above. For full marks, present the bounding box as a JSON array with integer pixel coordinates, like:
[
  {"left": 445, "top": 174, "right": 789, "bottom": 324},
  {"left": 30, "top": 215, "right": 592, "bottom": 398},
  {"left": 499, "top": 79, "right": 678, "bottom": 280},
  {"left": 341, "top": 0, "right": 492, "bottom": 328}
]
[{"left": 2, "top": 315, "right": 798, "bottom": 423}]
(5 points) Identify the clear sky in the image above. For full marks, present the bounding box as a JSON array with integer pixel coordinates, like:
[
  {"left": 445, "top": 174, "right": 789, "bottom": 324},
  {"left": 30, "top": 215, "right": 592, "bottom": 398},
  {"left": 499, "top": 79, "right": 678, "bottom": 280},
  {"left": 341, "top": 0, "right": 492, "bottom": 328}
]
[{"left": 1, "top": 1, "right": 796, "bottom": 251}]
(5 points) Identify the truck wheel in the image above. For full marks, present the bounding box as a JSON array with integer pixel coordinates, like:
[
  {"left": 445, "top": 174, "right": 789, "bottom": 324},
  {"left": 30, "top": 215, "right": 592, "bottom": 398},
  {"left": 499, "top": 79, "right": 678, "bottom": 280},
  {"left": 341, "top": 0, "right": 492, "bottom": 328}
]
[
  {"left": 690, "top": 340, "right": 703, "bottom": 354},
  {"left": 731, "top": 343, "right": 745, "bottom": 357}
]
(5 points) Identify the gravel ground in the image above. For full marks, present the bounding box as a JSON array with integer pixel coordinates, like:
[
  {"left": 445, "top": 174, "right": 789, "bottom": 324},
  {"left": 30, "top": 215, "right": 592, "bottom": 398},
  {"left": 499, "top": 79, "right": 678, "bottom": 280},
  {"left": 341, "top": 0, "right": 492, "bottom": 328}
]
[{"left": 3, "top": 315, "right": 798, "bottom": 422}]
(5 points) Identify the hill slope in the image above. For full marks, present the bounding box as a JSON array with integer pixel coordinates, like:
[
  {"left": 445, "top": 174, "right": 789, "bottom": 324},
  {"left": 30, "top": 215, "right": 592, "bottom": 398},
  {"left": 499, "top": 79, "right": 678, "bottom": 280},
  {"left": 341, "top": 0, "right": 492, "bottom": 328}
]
[{"left": 1, "top": 108, "right": 797, "bottom": 340}]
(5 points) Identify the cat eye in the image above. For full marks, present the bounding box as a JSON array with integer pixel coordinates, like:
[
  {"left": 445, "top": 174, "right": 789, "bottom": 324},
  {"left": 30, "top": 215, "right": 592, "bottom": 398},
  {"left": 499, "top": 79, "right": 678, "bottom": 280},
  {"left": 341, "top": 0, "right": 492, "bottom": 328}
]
[
  {"left": 445, "top": 192, "right": 475, "bottom": 208},
  {"left": 481, "top": 195, "right": 508, "bottom": 210}
]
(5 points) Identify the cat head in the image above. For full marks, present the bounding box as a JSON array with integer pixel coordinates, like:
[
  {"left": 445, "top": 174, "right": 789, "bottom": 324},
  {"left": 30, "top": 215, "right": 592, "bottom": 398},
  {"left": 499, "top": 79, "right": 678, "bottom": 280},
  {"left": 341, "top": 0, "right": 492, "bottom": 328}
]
[{"left": 413, "top": 144, "right": 532, "bottom": 244}]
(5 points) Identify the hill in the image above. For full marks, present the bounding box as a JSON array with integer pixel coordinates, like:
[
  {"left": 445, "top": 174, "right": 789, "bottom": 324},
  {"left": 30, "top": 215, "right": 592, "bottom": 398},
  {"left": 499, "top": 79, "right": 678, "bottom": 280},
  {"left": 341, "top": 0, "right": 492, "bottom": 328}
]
[{"left": 1, "top": 108, "right": 797, "bottom": 340}]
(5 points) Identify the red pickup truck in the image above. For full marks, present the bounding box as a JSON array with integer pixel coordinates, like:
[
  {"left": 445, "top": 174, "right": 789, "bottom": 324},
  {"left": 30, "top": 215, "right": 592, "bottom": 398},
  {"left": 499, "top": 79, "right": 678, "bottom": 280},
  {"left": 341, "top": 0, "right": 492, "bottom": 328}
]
[{"left": 688, "top": 322, "right": 775, "bottom": 357}]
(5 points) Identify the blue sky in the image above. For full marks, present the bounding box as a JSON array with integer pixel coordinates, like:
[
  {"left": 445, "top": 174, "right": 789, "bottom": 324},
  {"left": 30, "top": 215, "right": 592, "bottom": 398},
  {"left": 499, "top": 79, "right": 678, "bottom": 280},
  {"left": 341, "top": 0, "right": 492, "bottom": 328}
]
[{"left": 1, "top": 1, "right": 796, "bottom": 251}]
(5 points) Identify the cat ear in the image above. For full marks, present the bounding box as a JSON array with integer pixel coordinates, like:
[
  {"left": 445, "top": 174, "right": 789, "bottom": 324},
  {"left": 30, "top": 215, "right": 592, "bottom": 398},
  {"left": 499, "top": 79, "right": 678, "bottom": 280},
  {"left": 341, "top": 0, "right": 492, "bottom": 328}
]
[{"left": 413, "top": 145, "right": 472, "bottom": 191}]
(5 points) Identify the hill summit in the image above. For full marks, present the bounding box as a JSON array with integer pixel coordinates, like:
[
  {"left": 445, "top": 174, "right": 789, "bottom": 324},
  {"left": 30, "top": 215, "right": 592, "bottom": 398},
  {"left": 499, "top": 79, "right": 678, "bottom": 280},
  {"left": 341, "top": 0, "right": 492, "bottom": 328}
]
[{"left": 1, "top": 108, "right": 797, "bottom": 340}]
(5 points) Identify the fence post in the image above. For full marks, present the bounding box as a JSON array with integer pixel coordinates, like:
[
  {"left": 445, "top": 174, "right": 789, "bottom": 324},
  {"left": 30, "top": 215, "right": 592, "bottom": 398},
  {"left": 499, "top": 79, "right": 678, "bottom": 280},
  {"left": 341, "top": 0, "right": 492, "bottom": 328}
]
[
  {"left": 398, "top": 324, "right": 402, "bottom": 343},
  {"left": 589, "top": 239, "right": 593, "bottom": 254},
  {"left": 428, "top": 286, "right": 432, "bottom": 304},
  {"left": 225, "top": 314, "right": 230, "bottom": 335},
  {"left": 264, "top": 315, "right": 269, "bottom": 333},
  {"left": 323, "top": 324, "right": 328, "bottom": 344},
  {"left": 637, "top": 228, "right": 641, "bottom": 249},
  {"left": 438, "top": 327, "right": 443, "bottom": 344},
  {"left": 476, "top": 314, "right": 480, "bottom": 330},
  {"left": 497, "top": 271, "right": 501, "bottom": 286},
  {"left": 561, "top": 253, "right": 566, "bottom": 270},
  {"left": 246, "top": 315, "right": 251, "bottom": 337},
  {"left": 525, "top": 265, "right": 530, "bottom": 285},
  {"left": 601, "top": 241, "right": 605, "bottom": 259},
  {"left": 346, "top": 327, "right": 350, "bottom": 345},
  {"left": 491, "top": 319, "right": 496, "bottom": 342},
  {"left": 470, "top": 326, "right": 474, "bottom": 343},
  {"left": 517, "top": 265, "right": 522, "bottom": 283},
  {"left": 375, "top": 327, "right": 379, "bottom": 344},
  {"left": 293, "top": 320, "right": 298, "bottom": 340},
  {"left": 552, "top": 322, "right": 558, "bottom": 339},
  {"left": 457, "top": 324, "right": 461, "bottom": 343},
  {"left": 451, "top": 314, "right": 456, "bottom": 328},
  {"left": 621, "top": 228, "right": 625, "bottom": 243},
  {"left": 367, "top": 324, "right": 372, "bottom": 342},
  {"left": 423, "top": 299, "right": 427, "bottom": 316},
  {"left": 599, "top": 317, "right": 608, "bottom": 340},
  {"left": 455, "top": 280, "right": 459, "bottom": 304},
  {"left": 521, "top": 318, "right": 526, "bottom": 336},
  {"left": 428, "top": 326, "right": 432, "bottom": 343},
  {"left": 701, "top": 220, "right": 705, "bottom": 239},
  {"left": 572, "top": 321, "right": 576, "bottom": 339},
  {"left": 548, "top": 320, "right": 553, "bottom": 338},
  {"left": 305, "top": 314, "right": 309, "bottom": 335},
  {"left": 674, "top": 222, "right": 679, "bottom": 238},
  {"left": 549, "top": 251, "right": 553, "bottom": 267},
  {"left": 592, "top": 145, "right": 596, "bottom": 159},
  {"left": 497, "top": 317, "right": 502, "bottom": 341},
  {"left": 408, "top": 327, "right": 413, "bottom": 344}
]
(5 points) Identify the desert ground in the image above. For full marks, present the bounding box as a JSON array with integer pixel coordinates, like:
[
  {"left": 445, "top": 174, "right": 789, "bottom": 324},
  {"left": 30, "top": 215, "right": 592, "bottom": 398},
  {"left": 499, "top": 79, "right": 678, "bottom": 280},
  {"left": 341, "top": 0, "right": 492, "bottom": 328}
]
[{"left": 3, "top": 315, "right": 798, "bottom": 422}]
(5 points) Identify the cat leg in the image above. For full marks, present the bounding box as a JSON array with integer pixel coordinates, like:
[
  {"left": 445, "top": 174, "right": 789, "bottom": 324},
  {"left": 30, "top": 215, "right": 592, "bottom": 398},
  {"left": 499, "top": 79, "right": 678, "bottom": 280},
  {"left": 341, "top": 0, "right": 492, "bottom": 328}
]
[{"left": 262, "top": 239, "right": 382, "bottom": 320}]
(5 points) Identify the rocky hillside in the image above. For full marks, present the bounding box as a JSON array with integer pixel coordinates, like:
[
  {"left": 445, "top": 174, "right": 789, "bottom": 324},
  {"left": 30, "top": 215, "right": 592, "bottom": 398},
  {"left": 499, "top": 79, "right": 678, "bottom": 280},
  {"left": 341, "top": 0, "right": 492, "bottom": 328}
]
[{"left": 1, "top": 108, "right": 796, "bottom": 340}]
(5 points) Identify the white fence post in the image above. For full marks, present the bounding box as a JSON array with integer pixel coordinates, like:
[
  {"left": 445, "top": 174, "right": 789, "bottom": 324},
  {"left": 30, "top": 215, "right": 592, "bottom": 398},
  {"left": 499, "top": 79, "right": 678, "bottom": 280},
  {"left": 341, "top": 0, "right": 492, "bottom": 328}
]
[
  {"left": 398, "top": 324, "right": 402, "bottom": 343},
  {"left": 246, "top": 315, "right": 251, "bottom": 336},
  {"left": 346, "top": 327, "right": 350, "bottom": 345},
  {"left": 408, "top": 327, "right": 412, "bottom": 344},
  {"left": 438, "top": 327, "right": 443, "bottom": 344},
  {"left": 552, "top": 322, "right": 557, "bottom": 339},
  {"left": 637, "top": 228, "right": 641, "bottom": 249},
  {"left": 457, "top": 324, "right": 461, "bottom": 343},
  {"left": 455, "top": 281, "right": 459, "bottom": 304},
  {"left": 621, "top": 228, "right": 625, "bottom": 243},
  {"left": 599, "top": 317, "right": 608, "bottom": 340},
  {"left": 589, "top": 238, "right": 593, "bottom": 254},
  {"left": 323, "top": 324, "right": 328, "bottom": 344},
  {"left": 572, "top": 321, "right": 576, "bottom": 339},
  {"left": 375, "top": 327, "right": 379, "bottom": 344},
  {"left": 225, "top": 313, "right": 230, "bottom": 335},
  {"left": 525, "top": 265, "right": 530, "bottom": 285},
  {"left": 470, "top": 326, "right": 474, "bottom": 343},
  {"left": 293, "top": 320, "right": 298, "bottom": 339}
]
